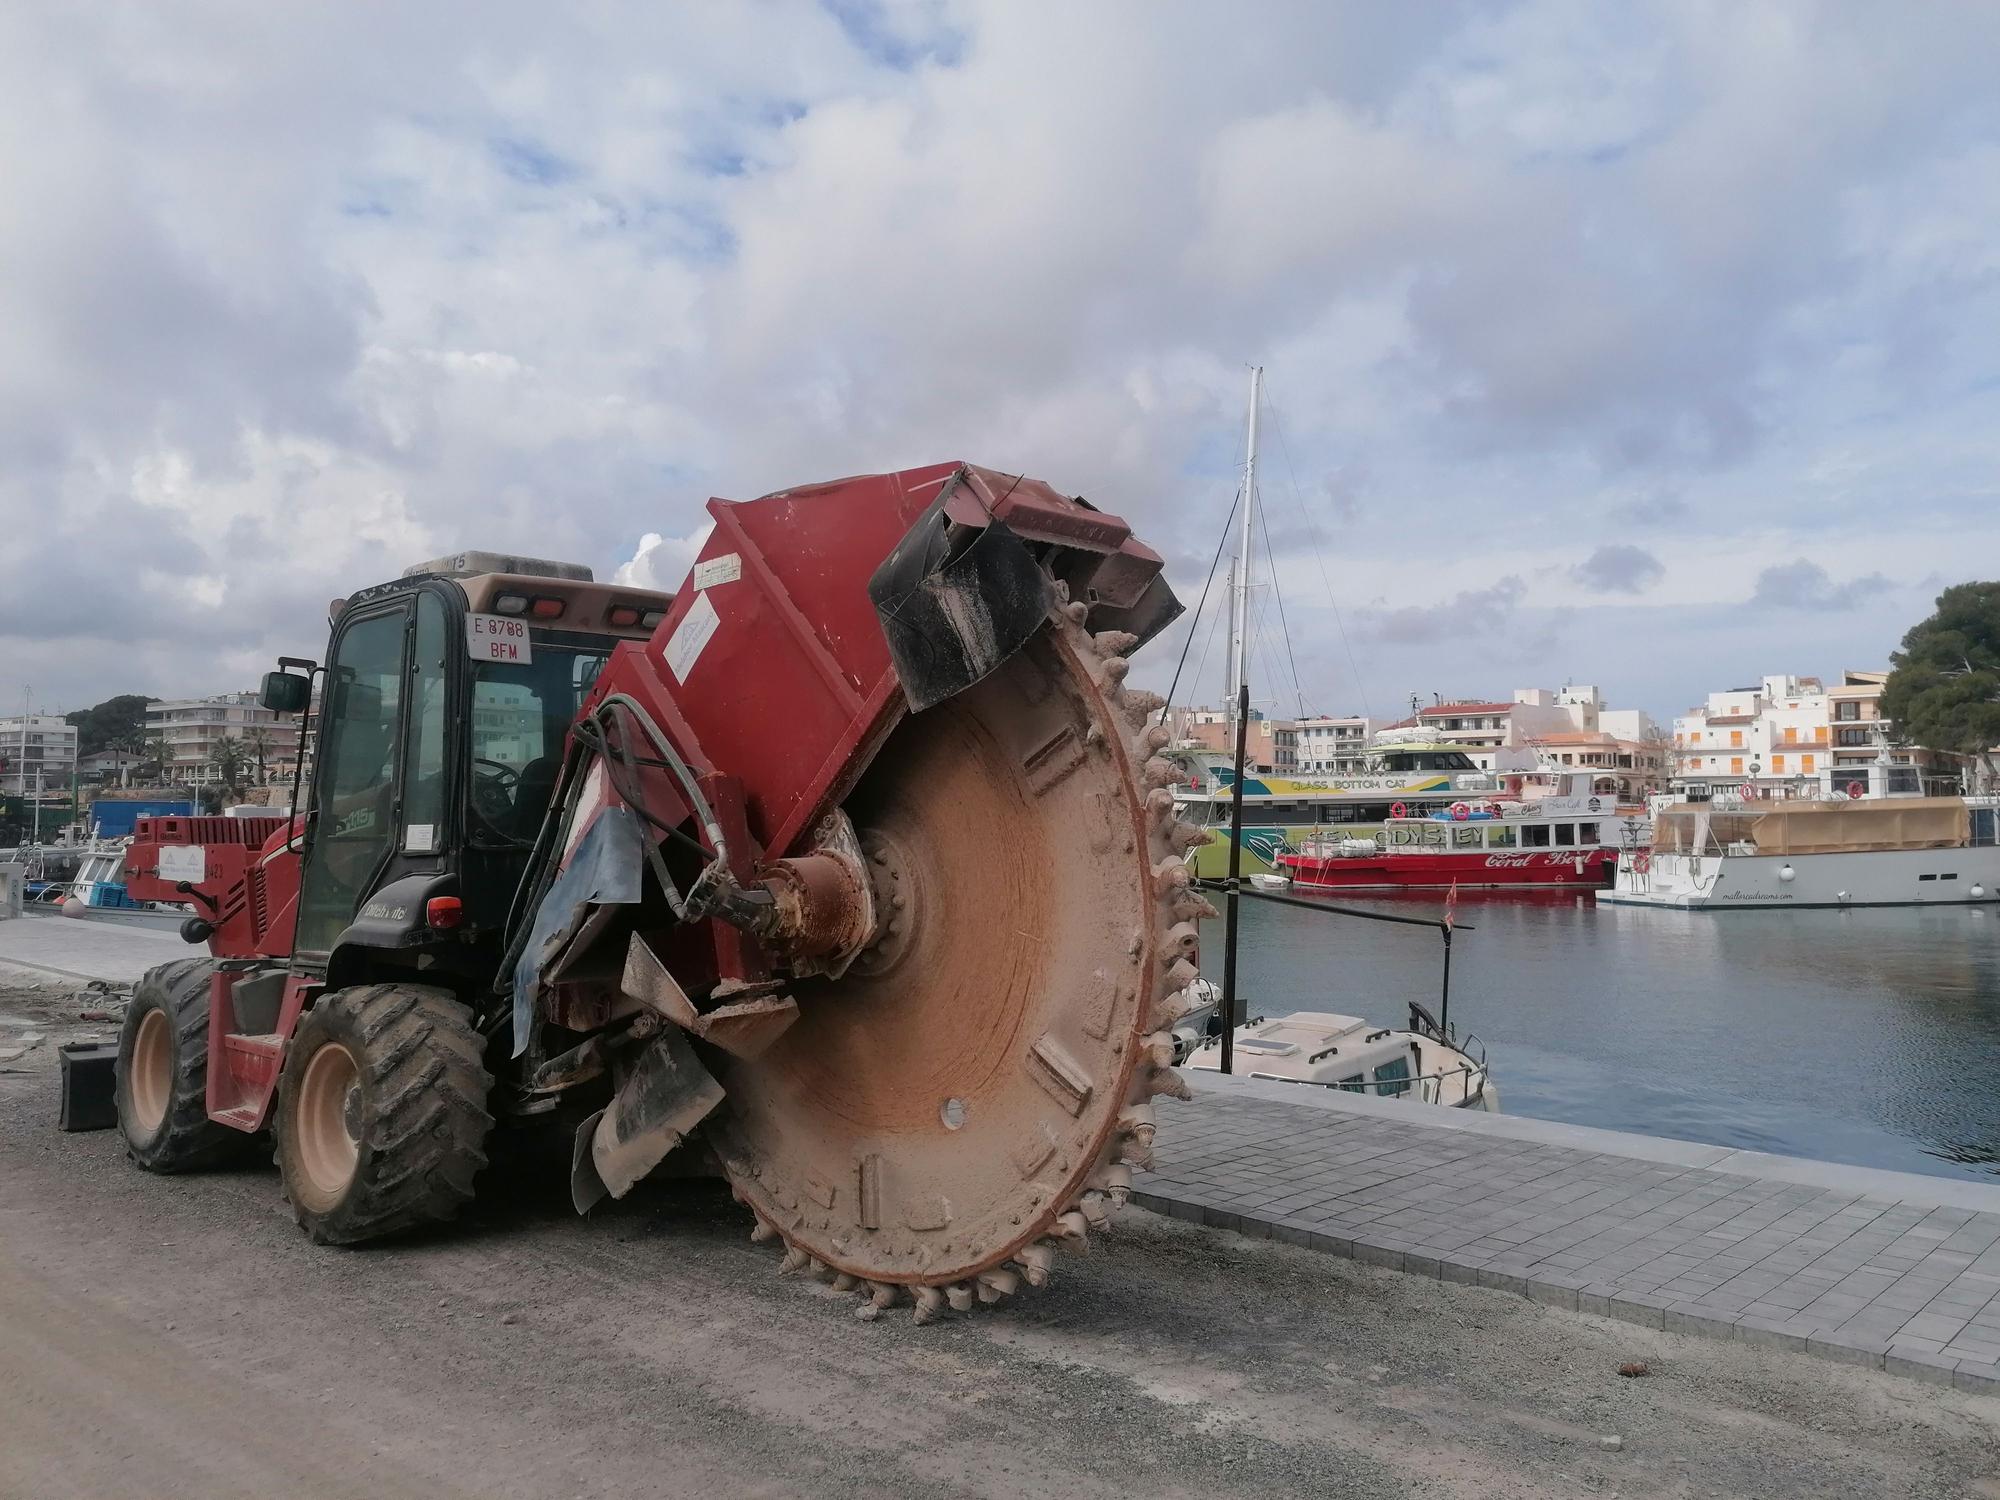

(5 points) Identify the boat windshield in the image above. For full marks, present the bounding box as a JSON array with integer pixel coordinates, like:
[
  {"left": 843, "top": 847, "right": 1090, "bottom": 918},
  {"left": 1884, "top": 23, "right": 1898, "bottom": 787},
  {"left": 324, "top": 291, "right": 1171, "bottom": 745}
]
[{"left": 1375, "top": 747, "right": 1479, "bottom": 772}]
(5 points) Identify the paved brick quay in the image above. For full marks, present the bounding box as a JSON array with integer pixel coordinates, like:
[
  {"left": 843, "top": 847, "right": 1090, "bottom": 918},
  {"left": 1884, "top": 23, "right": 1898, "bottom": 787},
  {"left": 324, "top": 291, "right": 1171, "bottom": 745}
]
[
  {"left": 1148, "top": 1071, "right": 2000, "bottom": 1394},
  {"left": 13, "top": 912, "right": 2000, "bottom": 1396}
]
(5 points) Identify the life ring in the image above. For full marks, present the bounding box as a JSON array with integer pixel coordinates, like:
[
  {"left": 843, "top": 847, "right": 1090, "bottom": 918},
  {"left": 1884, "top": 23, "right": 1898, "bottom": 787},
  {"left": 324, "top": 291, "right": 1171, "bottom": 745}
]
[
  {"left": 1483, "top": 801, "right": 1504, "bottom": 818},
  {"left": 1389, "top": 801, "right": 1409, "bottom": 820},
  {"left": 1633, "top": 851, "right": 1651, "bottom": 874},
  {"left": 1846, "top": 780, "right": 1864, "bottom": 800},
  {"left": 1450, "top": 801, "right": 1471, "bottom": 821}
]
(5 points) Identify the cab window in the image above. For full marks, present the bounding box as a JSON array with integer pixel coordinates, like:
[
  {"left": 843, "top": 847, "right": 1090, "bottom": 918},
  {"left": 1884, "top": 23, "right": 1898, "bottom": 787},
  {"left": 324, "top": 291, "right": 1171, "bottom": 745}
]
[
  {"left": 295, "top": 607, "right": 408, "bottom": 954},
  {"left": 469, "top": 645, "right": 610, "bottom": 845},
  {"left": 401, "top": 592, "right": 450, "bottom": 855}
]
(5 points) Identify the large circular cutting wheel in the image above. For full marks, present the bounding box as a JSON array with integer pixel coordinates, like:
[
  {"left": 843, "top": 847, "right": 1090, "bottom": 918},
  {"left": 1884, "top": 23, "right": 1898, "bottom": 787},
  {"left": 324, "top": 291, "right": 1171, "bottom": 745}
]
[{"left": 712, "top": 606, "right": 1207, "bottom": 1314}]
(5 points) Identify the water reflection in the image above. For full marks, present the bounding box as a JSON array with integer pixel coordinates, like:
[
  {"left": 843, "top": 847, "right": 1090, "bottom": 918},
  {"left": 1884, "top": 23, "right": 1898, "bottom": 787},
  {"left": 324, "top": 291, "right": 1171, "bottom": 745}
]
[{"left": 1199, "top": 891, "right": 2000, "bottom": 1181}]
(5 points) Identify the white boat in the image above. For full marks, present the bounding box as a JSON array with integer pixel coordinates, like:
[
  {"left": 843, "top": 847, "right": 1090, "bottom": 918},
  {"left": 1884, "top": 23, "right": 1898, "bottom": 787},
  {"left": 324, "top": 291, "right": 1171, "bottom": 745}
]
[
  {"left": 1603, "top": 763, "right": 2000, "bottom": 910},
  {"left": 1247, "top": 872, "right": 1291, "bottom": 891},
  {"left": 1186, "top": 1005, "right": 1497, "bottom": 1109},
  {"left": 1170, "top": 980, "right": 1496, "bottom": 1110}
]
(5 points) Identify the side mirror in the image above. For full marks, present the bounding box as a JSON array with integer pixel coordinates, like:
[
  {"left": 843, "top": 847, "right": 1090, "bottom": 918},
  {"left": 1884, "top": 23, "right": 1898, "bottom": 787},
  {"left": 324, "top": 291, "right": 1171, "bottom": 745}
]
[{"left": 260, "top": 670, "right": 312, "bottom": 715}]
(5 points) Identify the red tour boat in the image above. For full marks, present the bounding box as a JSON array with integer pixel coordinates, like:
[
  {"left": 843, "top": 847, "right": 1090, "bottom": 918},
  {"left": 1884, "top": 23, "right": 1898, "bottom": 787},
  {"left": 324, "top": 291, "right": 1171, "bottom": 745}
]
[{"left": 1276, "top": 772, "right": 1647, "bottom": 892}]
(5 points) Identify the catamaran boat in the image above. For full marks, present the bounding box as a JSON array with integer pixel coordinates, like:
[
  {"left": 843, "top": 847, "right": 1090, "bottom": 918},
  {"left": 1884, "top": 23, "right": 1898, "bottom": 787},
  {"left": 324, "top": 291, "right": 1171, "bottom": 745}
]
[
  {"left": 1184, "top": 1001, "right": 1497, "bottom": 1110},
  {"left": 1174, "top": 732, "right": 1510, "bottom": 878},
  {"left": 1602, "top": 760, "right": 2000, "bottom": 910},
  {"left": 1275, "top": 769, "right": 1649, "bottom": 892}
]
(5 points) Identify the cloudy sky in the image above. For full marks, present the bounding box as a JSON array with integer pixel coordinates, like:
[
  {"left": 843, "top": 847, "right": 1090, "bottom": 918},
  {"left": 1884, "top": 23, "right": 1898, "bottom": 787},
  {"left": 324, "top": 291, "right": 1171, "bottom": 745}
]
[{"left": 3, "top": 1, "right": 1997, "bottom": 725}]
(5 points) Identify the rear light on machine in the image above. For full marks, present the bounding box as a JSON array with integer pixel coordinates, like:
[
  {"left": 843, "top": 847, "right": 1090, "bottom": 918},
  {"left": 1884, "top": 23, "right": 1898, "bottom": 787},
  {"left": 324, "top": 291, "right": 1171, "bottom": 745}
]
[
  {"left": 493, "top": 593, "right": 565, "bottom": 619},
  {"left": 607, "top": 604, "right": 642, "bottom": 628},
  {"left": 641, "top": 609, "right": 667, "bottom": 629},
  {"left": 426, "top": 896, "right": 463, "bottom": 930}
]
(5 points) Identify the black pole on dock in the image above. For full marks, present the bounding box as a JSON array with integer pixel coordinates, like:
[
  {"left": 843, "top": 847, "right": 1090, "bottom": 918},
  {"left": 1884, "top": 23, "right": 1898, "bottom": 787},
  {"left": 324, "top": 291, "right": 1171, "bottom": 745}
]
[
  {"left": 1220, "top": 682, "right": 1249, "bottom": 1078},
  {"left": 1439, "top": 927, "right": 1453, "bottom": 1036}
]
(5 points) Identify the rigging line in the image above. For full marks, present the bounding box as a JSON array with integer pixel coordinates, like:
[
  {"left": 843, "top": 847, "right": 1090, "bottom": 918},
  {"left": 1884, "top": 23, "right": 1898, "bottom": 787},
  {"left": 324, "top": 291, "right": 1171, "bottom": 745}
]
[
  {"left": 1260, "top": 383, "right": 1372, "bottom": 720},
  {"left": 1158, "top": 482, "right": 1242, "bottom": 723},
  {"left": 1188, "top": 568, "right": 1229, "bottom": 715},
  {"left": 1253, "top": 481, "right": 1310, "bottom": 720}
]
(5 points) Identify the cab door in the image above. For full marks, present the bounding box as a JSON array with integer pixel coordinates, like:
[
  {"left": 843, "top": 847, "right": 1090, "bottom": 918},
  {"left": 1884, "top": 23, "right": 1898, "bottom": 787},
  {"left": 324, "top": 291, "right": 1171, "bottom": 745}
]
[{"left": 293, "top": 603, "right": 411, "bottom": 957}]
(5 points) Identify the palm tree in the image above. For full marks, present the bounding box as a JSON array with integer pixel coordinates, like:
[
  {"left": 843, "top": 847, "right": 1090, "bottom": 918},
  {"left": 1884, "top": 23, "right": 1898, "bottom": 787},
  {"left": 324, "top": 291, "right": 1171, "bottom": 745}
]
[
  {"left": 139, "top": 730, "right": 174, "bottom": 785},
  {"left": 209, "top": 736, "right": 248, "bottom": 803},
  {"left": 243, "top": 727, "right": 273, "bottom": 787}
]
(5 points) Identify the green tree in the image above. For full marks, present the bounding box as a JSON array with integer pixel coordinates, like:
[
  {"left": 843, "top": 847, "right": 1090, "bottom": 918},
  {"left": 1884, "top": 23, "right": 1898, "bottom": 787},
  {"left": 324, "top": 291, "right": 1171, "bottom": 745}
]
[
  {"left": 63, "top": 694, "right": 158, "bottom": 756},
  {"left": 1881, "top": 581, "right": 2000, "bottom": 789},
  {"left": 208, "top": 735, "right": 248, "bottom": 802}
]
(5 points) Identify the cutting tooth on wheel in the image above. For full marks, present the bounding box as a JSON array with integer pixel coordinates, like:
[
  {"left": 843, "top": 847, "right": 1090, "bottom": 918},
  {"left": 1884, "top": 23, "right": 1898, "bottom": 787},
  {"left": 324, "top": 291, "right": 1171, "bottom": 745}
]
[
  {"left": 1015, "top": 1243, "right": 1056, "bottom": 1288},
  {"left": 778, "top": 1245, "right": 812, "bottom": 1275},
  {"left": 1152, "top": 858, "right": 1192, "bottom": 896},
  {"left": 1051, "top": 1211, "right": 1091, "bottom": 1249},
  {"left": 1148, "top": 989, "right": 1196, "bottom": 1030},
  {"left": 1173, "top": 893, "right": 1219, "bottom": 922},
  {"left": 1077, "top": 1191, "right": 1112, "bottom": 1228},
  {"left": 1139, "top": 723, "right": 1172, "bottom": 754},
  {"left": 830, "top": 1272, "right": 858, "bottom": 1293},
  {"left": 976, "top": 1268, "right": 1021, "bottom": 1303},
  {"left": 1095, "top": 1163, "right": 1133, "bottom": 1206},
  {"left": 868, "top": 1281, "right": 901, "bottom": 1309},
  {"left": 944, "top": 1283, "right": 976, "bottom": 1312},
  {"left": 1091, "top": 630, "right": 1140, "bottom": 658},
  {"left": 1120, "top": 688, "right": 1166, "bottom": 725},
  {"left": 912, "top": 1286, "right": 946, "bottom": 1325},
  {"left": 750, "top": 1216, "right": 778, "bottom": 1244},
  {"left": 1118, "top": 1104, "right": 1157, "bottom": 1148},
  {"left": 1147, "top": 1066, "right": 1193, "bottom": 1102}
]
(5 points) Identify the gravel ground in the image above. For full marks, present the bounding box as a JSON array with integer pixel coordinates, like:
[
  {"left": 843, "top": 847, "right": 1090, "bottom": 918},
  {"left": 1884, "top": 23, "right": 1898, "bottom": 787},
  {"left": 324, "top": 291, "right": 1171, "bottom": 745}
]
[{"left": 3, "top": 980, "right": 1997, "bottom": 1500}]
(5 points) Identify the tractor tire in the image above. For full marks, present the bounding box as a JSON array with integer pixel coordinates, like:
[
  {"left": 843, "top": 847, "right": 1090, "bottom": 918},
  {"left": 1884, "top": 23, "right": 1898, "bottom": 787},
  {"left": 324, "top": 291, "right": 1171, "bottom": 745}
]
[
  {"left": 274, "top": 983, "right": 493, "bottom": 1246},
  {"left": 116, "top": 958, "right": 244, "bottom": 1172}
]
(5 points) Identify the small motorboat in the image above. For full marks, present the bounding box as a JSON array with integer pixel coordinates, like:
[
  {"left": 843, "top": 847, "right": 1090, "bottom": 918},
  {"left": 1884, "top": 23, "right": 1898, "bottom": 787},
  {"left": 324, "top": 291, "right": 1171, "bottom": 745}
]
[
  {"left": 1248, "top": 872, "right": 1291, "bottom": 891},
  {"left": 1181, "top": 998, "right": 1497, "bottom": 1110}
]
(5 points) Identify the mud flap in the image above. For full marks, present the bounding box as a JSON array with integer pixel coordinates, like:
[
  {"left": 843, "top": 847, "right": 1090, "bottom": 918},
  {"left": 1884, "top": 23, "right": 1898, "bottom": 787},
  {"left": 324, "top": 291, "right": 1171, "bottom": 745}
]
[
  {"left": 868, "top": 474, "right": 1052, "bottom": 713},
  {"left": 569, "top": 1026, "right": 726, "bottom": 1214}
]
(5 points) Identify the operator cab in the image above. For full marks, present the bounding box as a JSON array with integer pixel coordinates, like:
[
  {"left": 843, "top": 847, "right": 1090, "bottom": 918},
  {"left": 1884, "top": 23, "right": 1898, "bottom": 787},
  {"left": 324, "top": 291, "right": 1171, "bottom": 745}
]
[{"left": 261, "top": 550, "right": 674, "bottom": 987}]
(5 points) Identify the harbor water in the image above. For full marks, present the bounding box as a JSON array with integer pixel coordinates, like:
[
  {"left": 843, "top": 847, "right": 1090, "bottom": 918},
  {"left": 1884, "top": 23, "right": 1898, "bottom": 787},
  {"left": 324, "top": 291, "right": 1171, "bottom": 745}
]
[{"left": 1200, "top": 890, "right": 2000, "bottom": 1183}]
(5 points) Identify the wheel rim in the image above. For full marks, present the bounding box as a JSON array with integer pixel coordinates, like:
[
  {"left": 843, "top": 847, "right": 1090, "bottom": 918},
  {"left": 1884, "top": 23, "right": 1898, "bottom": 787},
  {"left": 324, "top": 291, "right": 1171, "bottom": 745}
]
[
  {"left": 296, "top": 1042, "right": 361, "bottom": 1205},
  {"left": 128, "top": 1008, "right": 171, "bottom": 1135}
]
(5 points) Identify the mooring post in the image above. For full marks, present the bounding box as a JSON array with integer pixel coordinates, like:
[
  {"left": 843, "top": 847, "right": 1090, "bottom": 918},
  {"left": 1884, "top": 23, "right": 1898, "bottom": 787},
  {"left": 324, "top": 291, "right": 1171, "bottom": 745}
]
[
  {"left": 1220, "top": 682, "right": 1249, "bottom": 1078},
  {"left": 1439, "top": 926, "right": 1453, "bottom": 1036}
]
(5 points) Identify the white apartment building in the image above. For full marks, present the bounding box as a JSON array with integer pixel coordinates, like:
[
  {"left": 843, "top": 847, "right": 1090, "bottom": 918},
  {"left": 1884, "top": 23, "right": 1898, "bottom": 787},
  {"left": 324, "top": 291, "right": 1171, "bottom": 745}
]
[
  {"left": 1406, "top": 687, "right": 1660, "bottom": 771},
  {"left": 147, "top": 692, "right": 303, "bottom": 788},
  {"left": 1672, "top": 674, "right": 1828, "bottom": 795},
  {"left": 0, "top": 714, "right": 79, "bottom": 797},
  {"left": 1277, "top": 715, "right": 1376, "bottom": 773},
  {"left": 1668, "top": 671, "right": 1956, "bottom": 798}
]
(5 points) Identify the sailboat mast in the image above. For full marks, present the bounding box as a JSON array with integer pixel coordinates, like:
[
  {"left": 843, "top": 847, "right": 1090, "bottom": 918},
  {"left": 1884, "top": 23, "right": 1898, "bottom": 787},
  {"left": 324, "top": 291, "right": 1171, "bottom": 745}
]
[{"left": 1228, "top": 366, "right": 1261, "bottom": 727}]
